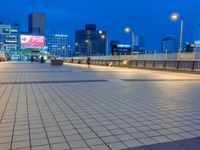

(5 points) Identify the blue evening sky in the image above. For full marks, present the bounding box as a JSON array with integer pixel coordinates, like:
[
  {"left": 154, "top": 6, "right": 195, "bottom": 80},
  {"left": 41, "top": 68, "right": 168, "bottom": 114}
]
[{"left": 0, "top": 0, "right": 200, "bottom": 51}]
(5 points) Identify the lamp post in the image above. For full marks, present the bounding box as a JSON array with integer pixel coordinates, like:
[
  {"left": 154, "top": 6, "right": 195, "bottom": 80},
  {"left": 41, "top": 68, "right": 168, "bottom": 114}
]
[
  {"left": 75, "top": 42, "right": 81, "bottom": 56},
  {"left": 106, "top": 38, "right": 109, "bottom": 56},
  {"left": 100, "top": 34, "right": 108, "bottom": 56},
  {"left": 171, "top": 13, "right": 184, "bottom": 54},
  {"left": 124, "top": 27, "right": 134, "bottom": 54},
  {"left": 85, "top": 39, "right": 91, "bottom": 56}
]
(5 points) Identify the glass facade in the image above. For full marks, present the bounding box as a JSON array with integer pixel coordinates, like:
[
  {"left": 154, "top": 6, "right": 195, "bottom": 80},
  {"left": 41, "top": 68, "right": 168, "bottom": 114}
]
[
  {"left": 161, "top": 35, "right": 179, "bottom": 53},
  {"left": 28, "top": 12, "right": 46, "bottom": 36},
  {"left": 75, "top": 24, "right": 106, "bottom": 56},
  {"left": 46, "top": 34, "right": 69, "bottom": 57}
]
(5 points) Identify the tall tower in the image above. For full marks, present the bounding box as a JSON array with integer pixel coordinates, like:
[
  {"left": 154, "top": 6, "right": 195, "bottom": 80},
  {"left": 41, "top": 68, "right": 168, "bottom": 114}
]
[{"left": 28, "top": 12, "right": 46, "bottom": 36}]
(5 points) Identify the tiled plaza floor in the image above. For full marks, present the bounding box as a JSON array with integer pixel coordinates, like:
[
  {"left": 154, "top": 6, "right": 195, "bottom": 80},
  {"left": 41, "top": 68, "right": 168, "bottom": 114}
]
[{"left": 0, "top": 62, "right": 200, "bottom": 150}]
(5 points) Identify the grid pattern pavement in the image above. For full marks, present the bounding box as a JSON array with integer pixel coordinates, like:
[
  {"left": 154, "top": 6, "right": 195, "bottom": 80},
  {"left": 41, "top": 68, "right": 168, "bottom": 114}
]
[{"left": 0, "top": 62, "right": 200, "bottom": 150}]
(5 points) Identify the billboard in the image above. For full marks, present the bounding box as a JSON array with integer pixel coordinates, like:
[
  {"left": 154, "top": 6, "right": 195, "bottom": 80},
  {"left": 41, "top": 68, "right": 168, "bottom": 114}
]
[{"left": 21, "top": 35, "right": 45, "bottom": 47}]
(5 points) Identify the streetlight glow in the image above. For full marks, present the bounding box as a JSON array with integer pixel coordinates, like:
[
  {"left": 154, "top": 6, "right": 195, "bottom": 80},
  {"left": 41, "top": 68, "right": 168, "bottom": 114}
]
[
  {"left": 85, "top": 40, "right": 89, "bottom": 43},
  {"left": 101, "top": 34, "right": 106, "bottom": 39},
  {"left": 124, "top": 27, "right": 131, "bottom": 33},
  {"left": 171, "top": 13, "right": 179, "bottom": 21}
]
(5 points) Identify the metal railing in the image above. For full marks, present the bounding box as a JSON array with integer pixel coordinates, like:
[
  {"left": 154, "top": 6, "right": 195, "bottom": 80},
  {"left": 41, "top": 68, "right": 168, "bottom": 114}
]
[
  {"left": 64, "top": 52, "right": 200, "bottom": 71},
  {"left": 68, "top": 52, "right": 200, "bottom": 61}
]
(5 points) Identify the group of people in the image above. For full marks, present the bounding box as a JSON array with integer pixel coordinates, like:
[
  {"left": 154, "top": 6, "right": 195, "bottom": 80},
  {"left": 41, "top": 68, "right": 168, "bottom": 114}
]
[
  {"left": 71, "top": 57, "right": 91, "bottom": 68},
  {"left": 30, "top": 55, "right": 45, "bottom": 64}
]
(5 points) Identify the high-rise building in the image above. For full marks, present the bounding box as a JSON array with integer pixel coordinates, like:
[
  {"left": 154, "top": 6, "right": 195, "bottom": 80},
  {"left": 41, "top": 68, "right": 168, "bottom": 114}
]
[
  {"left": 134, "top": 35, "right": 145, "bottom": 53},
  {"left": 194, "top": 15, "right": 200, "bottom": 52},
  {"left": 161, "top": 35, "right": 179, "bottom": 53},
  {"left": 195, "top": 15, "right": 200, "bottom": 41},
  {"left": 28, "top": 12, "right": 46, "bottom": 35},
  {"left": 75, "top": 24, "right": 106, "bottom": 56},
  {"left": 46, "top": 34, "right": 70, "bottom": 57},
  {"left": 0, "top": 23, "right": 20, "bottom": 51}
]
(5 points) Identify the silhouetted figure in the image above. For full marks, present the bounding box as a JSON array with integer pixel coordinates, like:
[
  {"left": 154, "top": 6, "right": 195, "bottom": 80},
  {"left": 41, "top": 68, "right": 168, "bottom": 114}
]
[
  {"left": 86, "top": 57, "right": 91, "bottom": 68},
  {"left": 41, "top": 56, "right": 44, "bottom": 64},
  {"left": 31, "top": 56, "right": 34, "bottom": 63}
]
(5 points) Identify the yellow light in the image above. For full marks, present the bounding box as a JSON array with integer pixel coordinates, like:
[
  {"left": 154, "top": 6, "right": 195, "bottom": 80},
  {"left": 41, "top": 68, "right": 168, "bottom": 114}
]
[
  {"left": 101, "top": 35, "right": 106, "bottom": 39},
  {"left": 124, "top": 27, "right": 131, "bottom": 33},
  {"left": 171, "top": 13, "right": 179, "bottom": 21}
]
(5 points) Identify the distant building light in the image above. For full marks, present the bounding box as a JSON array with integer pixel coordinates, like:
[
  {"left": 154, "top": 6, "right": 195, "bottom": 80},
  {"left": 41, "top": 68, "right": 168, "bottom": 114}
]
[
  {"left": 11, "top": 29, "right": 18, "bottom": 33},
  {"left": 194, "top": 41, "right": 200, "bottom": 48},
  {"left": 194, "top": 40, "right": 200, "bottom": 45},
  {"left": 117, "top": 44, "right": 131, "bottom": 48},
  {"left": 54, "top": 34, "right": 68, "bottom": 37}
]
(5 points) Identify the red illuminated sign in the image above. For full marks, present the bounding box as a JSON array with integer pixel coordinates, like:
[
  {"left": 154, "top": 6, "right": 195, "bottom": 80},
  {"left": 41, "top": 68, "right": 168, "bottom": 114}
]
[{"left": 21, "top": 35, "right": 45, "bottom": 47}]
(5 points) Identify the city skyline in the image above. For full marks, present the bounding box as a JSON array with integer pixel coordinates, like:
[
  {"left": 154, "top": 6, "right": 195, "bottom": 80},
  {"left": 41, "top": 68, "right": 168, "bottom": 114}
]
[{"left": 0, "top": 0, "right": 200, "bottom": 51}]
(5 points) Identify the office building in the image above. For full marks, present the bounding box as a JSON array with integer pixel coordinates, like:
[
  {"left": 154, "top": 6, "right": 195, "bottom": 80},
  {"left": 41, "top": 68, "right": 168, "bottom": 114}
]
[
  {"left": 75, "top": 24, "right": 106, "bottom": 56},
  {"left": 46, "top": 34, "right": 70, "bottom": 57},
  {"left": 161, "top": 35, "right": 179, "bottom": 53},
  {"left": 110, "top": 40, "right": 132, "bottom": 55},
  {"left": 0, "top": 23, "right": 20, "bottom": 51},
  {"left": 134, "top": 35, "right": 145, "bottom": 53},
  {"left": 28, "top": 12, "right": 46, "bottom": 35}
]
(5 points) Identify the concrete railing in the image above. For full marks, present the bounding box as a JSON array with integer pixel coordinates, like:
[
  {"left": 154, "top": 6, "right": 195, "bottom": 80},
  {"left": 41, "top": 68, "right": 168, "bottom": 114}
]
[{"left": 64, "top": 52, "right": 200, "bottom": 72}]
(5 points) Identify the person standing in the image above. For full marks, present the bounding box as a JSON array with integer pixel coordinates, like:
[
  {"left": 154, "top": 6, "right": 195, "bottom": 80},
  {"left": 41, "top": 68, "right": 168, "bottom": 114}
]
[
  {"left": 87, "top": 57, "right": 91, "bottom": 68},
  {"left": 41, "top": 56, "right": 44, "bottom": 64},
  {"left": 31, "top": 55, "right": 34, "bottom": 63}
]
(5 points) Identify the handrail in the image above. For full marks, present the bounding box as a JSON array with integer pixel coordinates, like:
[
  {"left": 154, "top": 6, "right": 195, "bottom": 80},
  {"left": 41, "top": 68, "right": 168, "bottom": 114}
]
[{"left": 66, "top": 52, "right": 200, "bottom": 61}]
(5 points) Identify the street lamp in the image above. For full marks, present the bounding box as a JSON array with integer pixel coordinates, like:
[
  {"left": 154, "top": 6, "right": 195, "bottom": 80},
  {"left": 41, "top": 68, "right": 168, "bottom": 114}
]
[
  {"left": 85, "top": 39, "right": 91, "bottom": 56},
  {"left": 124, "top": 27, "right": 134, "bottom": 54},
  {"left": 171, "top": 13, "right": 179, "bottom": 21},
  {"left": 99, "top": 30, "right": 108, "bottom": 56},
  {"left": 170, "top": 13, "right": 184, "bottom": 53},
  {"left": 75, "top": 42, "right": 81, "bottom": 56},
  {"left": 101, "top": 34, "right": 106, "bottom": 40},
  {"left": 100, "top": 34, "right": 108, "bottom": 56}
]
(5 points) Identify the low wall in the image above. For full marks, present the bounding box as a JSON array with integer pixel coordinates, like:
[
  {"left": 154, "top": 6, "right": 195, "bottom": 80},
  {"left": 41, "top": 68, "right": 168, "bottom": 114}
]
[{"left": 65, "top": 59, "right": 200, "bottom": 72}]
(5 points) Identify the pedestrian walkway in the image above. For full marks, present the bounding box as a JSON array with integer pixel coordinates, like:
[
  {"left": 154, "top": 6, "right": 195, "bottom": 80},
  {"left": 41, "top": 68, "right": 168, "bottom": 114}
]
[{"left": 0, "top": 62, "right": 200, "bottom": 150}]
